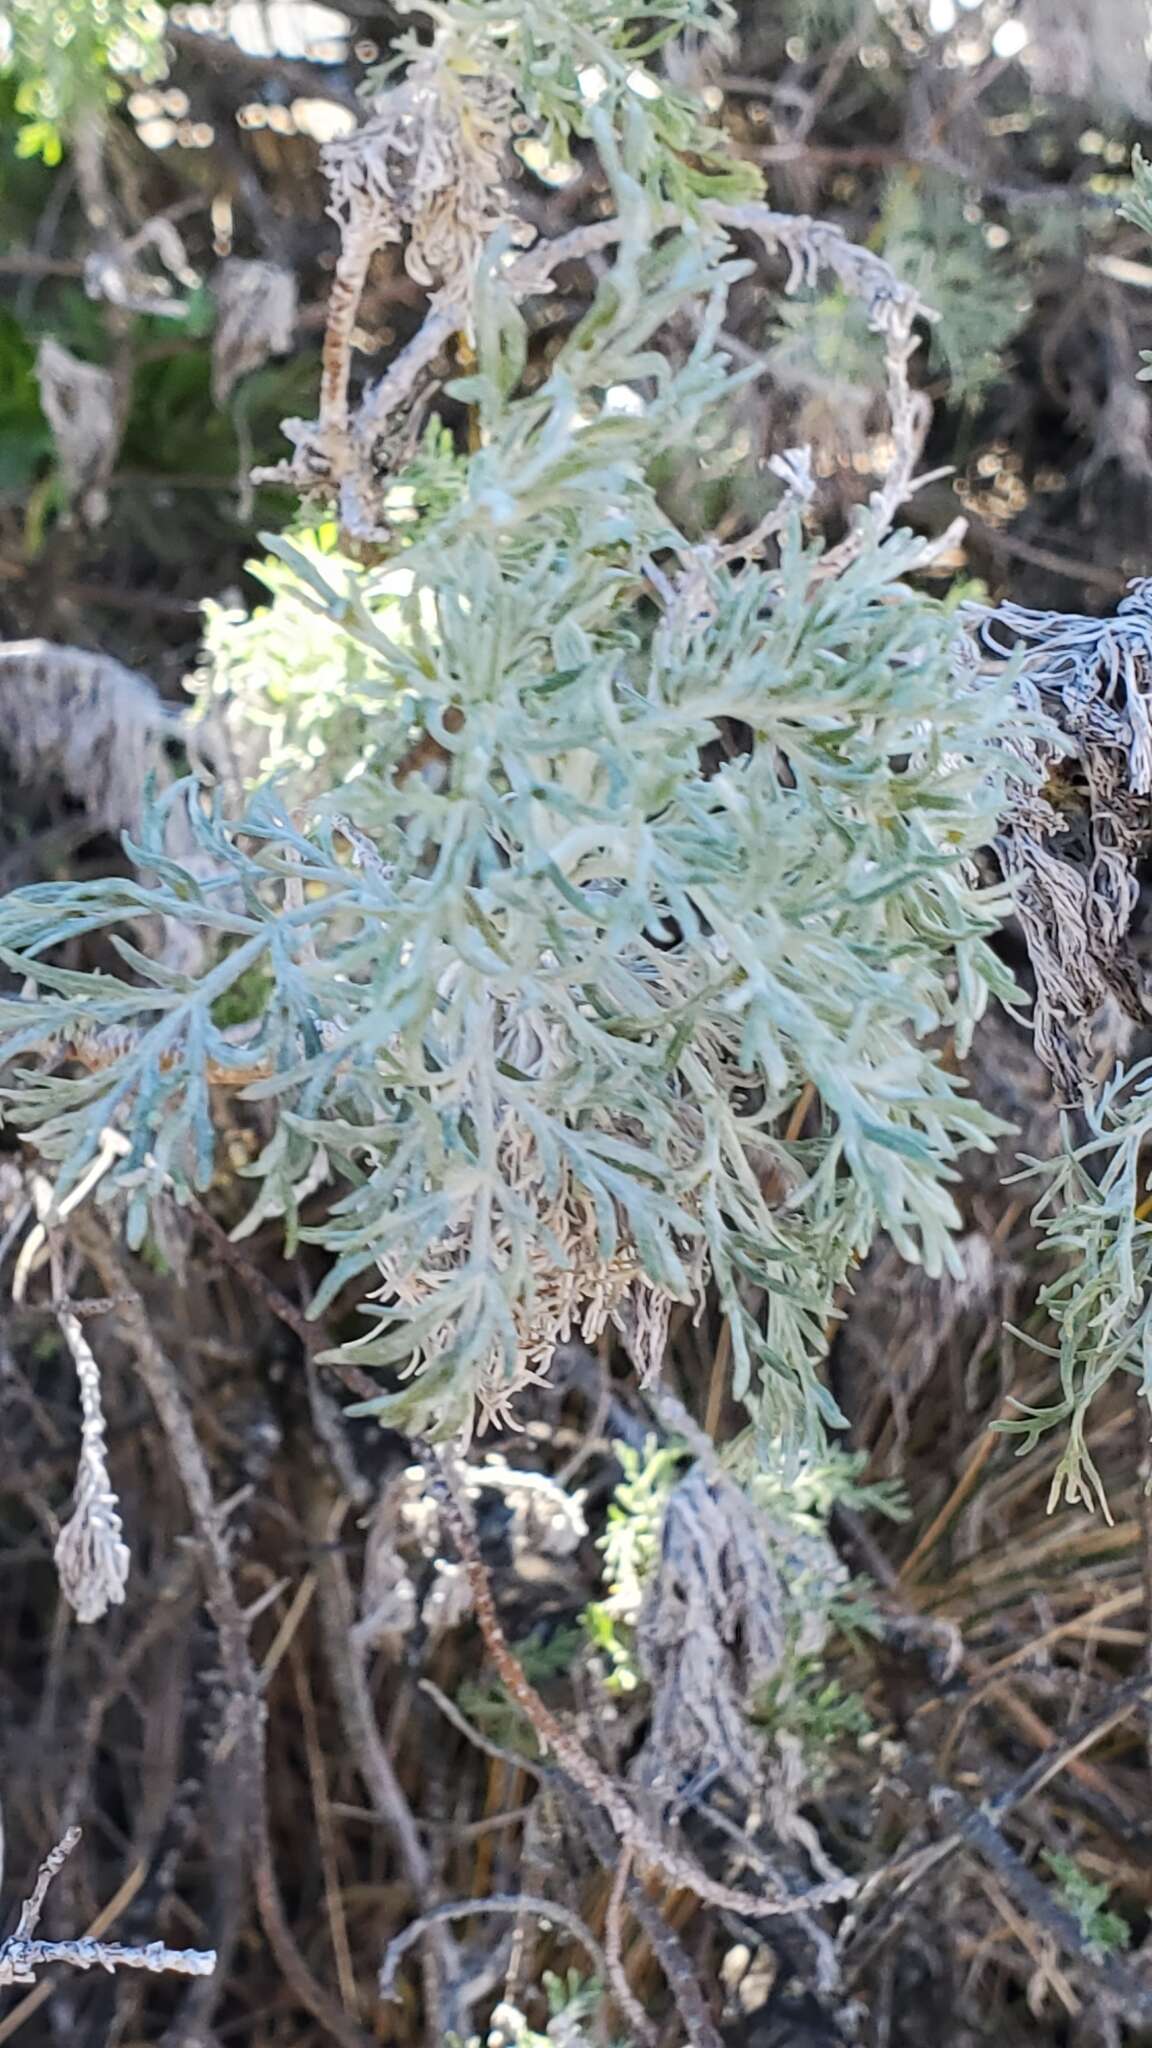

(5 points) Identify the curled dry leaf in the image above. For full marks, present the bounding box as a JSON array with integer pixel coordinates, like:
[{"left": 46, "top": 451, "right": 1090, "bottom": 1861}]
[
  {"left": 321, "top": 51, "right": 515, "bottom": 315},
  {"left": 0, "top": 640, "right": 182, "bottom": 839},
  {"left": 35, "top": 338, "right": 122, "bottom": 527},
  {"left": 957, "top": 578, "right": 1152, "bottom": 1092},
  {"left": 53, "top": 1307, "right": 131, "bottom": 1626},
  {"left": 212, "top": 259, "right": 299, "bottom": 405},
  {"left": 84, "top": 215, "right": 199, "bottom": 322},
  {"left": 365, "top": 1096, "right": 706, "bottom": 1433}
]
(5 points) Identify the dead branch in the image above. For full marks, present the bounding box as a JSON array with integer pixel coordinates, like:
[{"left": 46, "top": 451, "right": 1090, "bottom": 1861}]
[
  {"left": 310, "top": 1484, "right": 459, "bottom": 2036},
  {"left": 379, "top": 1893, "right": 612, "bottom": 2003},
  {"left": 68, "top": 1216, "right": 377, "bottom": 2048},
  {"left": 931, "top": 1789, "right": 1152, "bottom": 2024},
  {"left": 0, "top": 1828, "right": 214, "bottom": 1988}
]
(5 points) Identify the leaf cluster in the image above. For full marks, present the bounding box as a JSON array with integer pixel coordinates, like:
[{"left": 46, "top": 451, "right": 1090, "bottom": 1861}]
[
  {"left": 0, "top": 0, "right": 1055, "bottom": 1462},
  {"left": 2, "top": 0, "right": 166, "bottom": 163},
  {"left": 1042, "top": 1851, "right": 1131, "bottom": 1959}
]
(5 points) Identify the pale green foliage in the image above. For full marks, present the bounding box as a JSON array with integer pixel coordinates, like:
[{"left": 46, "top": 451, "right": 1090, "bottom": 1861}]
[
  {"left": 584, "top": 1435, "right": 890, "bottom": 1701},
  {"left": 1007, "top": 1065, "right": 1152, "bottom": 1517},
  {"left": 0, "top": 0, "right": 1046, "bottom": 1457},
  {"left": 1043, "top": 1851, "right": 1131, "bottom": 1959},
  {"left": 740, "top": 1439, "right": 906, "bottom": 1531},
  {"left": 193, "top": 430, "right": 471, "bottom": 791},
  {"left": 194, "top": 526, "right": 400, "bottom": 794},
  {"left": 770, "top": 175, "right": 1027, "bottom": 409},
  {"left": 584, "top": 1438, "right": 685, "bottom": 1689},
  {"left": 0, "top": 477, "right": 1029, "bottom": 1446},
  {"left": 373, "top": 0, "right": 761, "bottom": 206},
  {"left": 459, "top": 1972, "right": 627, "bottom": 2048},
  {"left": 2, "top": 0, "right": 167, "bottom": 163}
]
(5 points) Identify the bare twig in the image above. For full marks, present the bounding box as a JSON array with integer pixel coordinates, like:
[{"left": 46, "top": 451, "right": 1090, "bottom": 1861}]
[
  {"left": 0, "top": 1828, "right": 214, "bottom": 1988},
  {"left": 379, "top": 1894, "right": 611, "bottom": 2002},
  {"left": 69, "top": 1218, "right": 376, "bottom": 2048},
  {"left": 604, "top": 1847, "right": 657, "bottom": 2048},
  {"left": 420, "top": 1679, "right": 546, "bottom": 1778},
  {"left": 12, "top": 1828, "right": 79, "bottom": 1942},
  {"left": 310, "top": 1487, "right": 459, "bottom": 2036},
  {"left": 190, "top": 1200, "right": 379, "bottom": 1403},
  {"left": 930, "top": 1790, "right": 1152, "bottom": 2023},
  {"left": 422, "top": 1680, "right": 720, "bottom": 2043},
  {"left": 845, "top": 1678, "right": 1152, "bottom": 2011},
  {"left": 266, "top": 162, "right": 937, "bottom": 548},
  {"left": 572, "top": 1792, "right": 726, "bottom": 2048}
]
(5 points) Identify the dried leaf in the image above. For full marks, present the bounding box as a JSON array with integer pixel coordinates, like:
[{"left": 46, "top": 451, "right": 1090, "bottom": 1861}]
[
  {"left": 0, "top": 640, "right": 181, "bottom": 838},
  {"left": 35, "top": 338, "right": 121, "bottom": 526},
  {"left": 212, "top": 259, "right": 299, "bottom": 405}
]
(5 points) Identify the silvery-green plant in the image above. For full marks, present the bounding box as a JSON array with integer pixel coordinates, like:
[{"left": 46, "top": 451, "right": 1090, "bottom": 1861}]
[
  {"left": 940, "top": 143, "right": 1152, "bottom": 1512},
  {"left": 0, "top": 0, "right": 1047, "bottom": 1458},
  {"left": 769, "top": 173, "right": 1028, "bottom": 414},
  {"left": 1006, "top": 1063, "right": 1152, "bottom": 1517}
]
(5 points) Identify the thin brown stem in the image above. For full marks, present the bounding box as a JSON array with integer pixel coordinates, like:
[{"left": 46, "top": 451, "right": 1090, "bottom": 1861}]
[
  {"left": 429, "top": 1448, "right": 855, "bottom": 1920},
  {"left": 69, "top": 1218, "right": 375, "bottom": 2048}
]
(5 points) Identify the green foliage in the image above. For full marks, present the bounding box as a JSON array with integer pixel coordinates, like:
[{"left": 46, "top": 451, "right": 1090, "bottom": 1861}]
[
  {"left": 583, "top": 1438, "right": 686, "bottom": 1689},
  {"left": 1122, "top": 148, "right": 1152, "bottom": 380},
  {"left": 750, "top": 1666, "right": 872, "bottom": 1785},
  {"left": 0, "top": 283, "right": 310, "bottom": 552},
  {"left": 122, "top": 341, "right": 316, "bottom": 489},
  {"left": 877, "top": 176, "right": 1028, "bottom": 404},
  {"left": 2, "top": 0, "right": 167, "bottom": 162},
  {"left": 1005, "top": 1065, "right": 1152, "bottom": 1517},
  {"left": 1043, "top": 1851, "right": 1131, "bottom": 1958},
  {"left": 458, "top": 1971, "right": 628, "bottom": 2048},
  {"left": 769, "top": 175, "right": 1027, "bottom": 410},
  {"left": 783, "top": 0, "right": 866, "bottom": 36},
  {"left": 454, "top": 1624, "right": 582, "bottom": 1755},
  {"left": 0, "top": 307, "right": 51, "bottom": 498}
]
